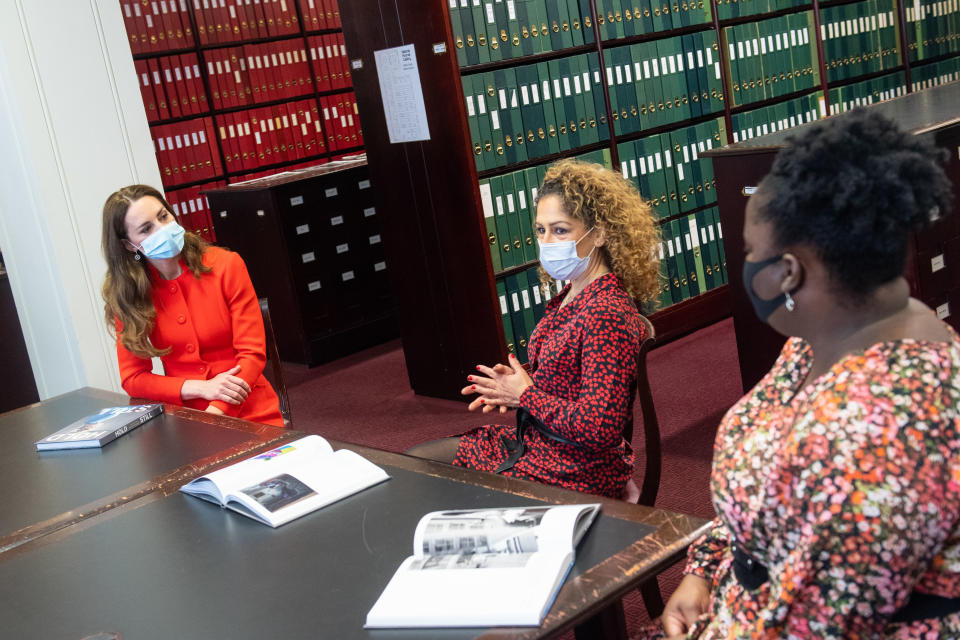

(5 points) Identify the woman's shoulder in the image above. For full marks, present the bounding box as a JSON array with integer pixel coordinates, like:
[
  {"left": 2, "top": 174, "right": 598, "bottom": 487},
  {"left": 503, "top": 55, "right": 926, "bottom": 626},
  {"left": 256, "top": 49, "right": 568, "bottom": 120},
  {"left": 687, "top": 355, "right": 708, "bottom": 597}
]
[{"left": 201, "top": 245, "right": 242, "bottom": 270}]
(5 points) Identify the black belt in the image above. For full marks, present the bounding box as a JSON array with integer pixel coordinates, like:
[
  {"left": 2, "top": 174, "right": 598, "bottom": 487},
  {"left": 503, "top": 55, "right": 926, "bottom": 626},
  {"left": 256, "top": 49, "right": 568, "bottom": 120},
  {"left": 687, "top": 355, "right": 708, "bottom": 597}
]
[
  {"left": 493, "top": 408, "right": 582, "bottom": 474},
  {"left": 731, "top": 543, "right": 960, "bottom": 623}
]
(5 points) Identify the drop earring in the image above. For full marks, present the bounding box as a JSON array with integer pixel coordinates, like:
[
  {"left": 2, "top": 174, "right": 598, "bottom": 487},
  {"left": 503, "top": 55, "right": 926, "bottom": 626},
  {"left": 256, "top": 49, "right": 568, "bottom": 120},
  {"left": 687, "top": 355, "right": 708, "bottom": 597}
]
[
  {"left": 784, "top": 291, "right": 796, "bottom": 312},
  {"left": 134, "top": 252, "right": 142, "bottom": 261}
]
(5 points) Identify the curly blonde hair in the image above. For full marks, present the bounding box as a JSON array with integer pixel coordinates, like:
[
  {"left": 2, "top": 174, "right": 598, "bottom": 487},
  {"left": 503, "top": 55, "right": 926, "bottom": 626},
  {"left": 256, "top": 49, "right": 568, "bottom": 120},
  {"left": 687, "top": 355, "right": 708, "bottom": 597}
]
[{"left": 536, "top": 159, "right": 662, "bottom": 306}]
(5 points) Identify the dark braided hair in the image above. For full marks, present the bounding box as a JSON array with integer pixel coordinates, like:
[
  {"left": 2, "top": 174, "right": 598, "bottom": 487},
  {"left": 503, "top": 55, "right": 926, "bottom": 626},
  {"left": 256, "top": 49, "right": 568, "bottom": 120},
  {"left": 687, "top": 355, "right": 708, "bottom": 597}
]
[{"left": 757, "top": 108, "right": 953, "bottom": 302}]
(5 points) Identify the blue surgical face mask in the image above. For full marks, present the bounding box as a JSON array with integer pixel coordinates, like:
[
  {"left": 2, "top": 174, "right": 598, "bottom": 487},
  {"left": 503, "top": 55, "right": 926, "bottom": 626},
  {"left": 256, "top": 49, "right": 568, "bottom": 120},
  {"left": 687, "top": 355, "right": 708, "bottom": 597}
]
[
  {"left": 742, "top": 254, "right": 787, "bottom": 321},
  {"left": 135, "top": 222, "right": 185, "bottom": 260},
  {"left": 538, "top": 227, "right": 596, "bottom": 281}
]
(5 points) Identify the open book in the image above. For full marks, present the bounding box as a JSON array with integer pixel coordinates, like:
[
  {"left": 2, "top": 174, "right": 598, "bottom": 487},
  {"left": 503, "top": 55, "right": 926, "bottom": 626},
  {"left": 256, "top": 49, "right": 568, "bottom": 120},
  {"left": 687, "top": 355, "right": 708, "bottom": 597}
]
[
  {"left": 180, "top": 435, "right": 389, "bottom": 528},
  {"left": 365, "top": 503, "right": 600, "bottom": 628}
]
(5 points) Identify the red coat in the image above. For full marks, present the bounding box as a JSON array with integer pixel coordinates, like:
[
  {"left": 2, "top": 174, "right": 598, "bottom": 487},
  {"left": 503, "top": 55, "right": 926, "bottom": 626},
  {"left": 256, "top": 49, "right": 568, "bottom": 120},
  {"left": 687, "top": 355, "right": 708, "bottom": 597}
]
[{"left": 116, "top": 247, "right": 283, "bottom": 426}]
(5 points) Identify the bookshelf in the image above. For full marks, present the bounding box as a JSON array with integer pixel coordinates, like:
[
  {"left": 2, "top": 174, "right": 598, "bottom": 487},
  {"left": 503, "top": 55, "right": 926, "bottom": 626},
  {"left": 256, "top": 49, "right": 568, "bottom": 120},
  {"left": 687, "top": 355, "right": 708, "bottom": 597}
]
[
  {"left": 117, "top": 0, "right": 365, "bottom": 242},
  {"left": 340, "top": 0, "right": 958, "bottom": 399}
]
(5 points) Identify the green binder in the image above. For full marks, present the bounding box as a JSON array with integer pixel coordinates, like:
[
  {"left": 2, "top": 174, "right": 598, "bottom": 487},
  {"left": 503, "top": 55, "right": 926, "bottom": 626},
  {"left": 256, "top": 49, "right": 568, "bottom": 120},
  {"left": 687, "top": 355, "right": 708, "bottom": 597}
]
[
  {"left": 497, "top": 278, "right": 517, "bottom": 357},
  {"left": 449, "top": 0, "right": 469, "bottom": 67},
  {"left": 478, "top": 179, "right": 503, "bottom": 272},
  {"left": 490, "top": 176, "right": 516, "bottom": 268}
]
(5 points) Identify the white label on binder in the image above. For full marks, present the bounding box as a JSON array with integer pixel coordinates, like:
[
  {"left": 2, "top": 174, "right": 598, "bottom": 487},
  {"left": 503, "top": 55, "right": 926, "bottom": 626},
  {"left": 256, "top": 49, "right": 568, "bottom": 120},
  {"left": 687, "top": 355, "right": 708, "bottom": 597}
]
[
  {"left": 677, "top": 164, "right": 684, "bottom": 181},
  {"left": 521, "top": 289, "right": 531, "bottom": 309},
  {"left": 689, "top": 219, "right": 700, "bottom": 247},
  {"left": 532, "top": 285, "right": 542, "bottom": 305},
  {"left": 369, "top": 234, "right": 382, "bottom": 245},
  {"left": 336, "top": 243, "right": 350, "bottom": 254},
  {"left": 302, "top": 252, "right": 316, "bottom": 263},
  {"left": 307, "top": 280, "right": 321, "bottom": 292},
  {"left": 511, "top": 292, "right": 520, "bottom": 312},
  {"left": 708, "top": 224, "right": 715, "bottom": 242},
  {"left": 325, "top": 187, "right": 338, "bottom": 197},
  {"left": 364, "top": 207, "right": 376, "bottom": 217},
  {"left": 290, "top": 195, "right": 304, "bottom": 206},
  {"left": 932, "top": 254, "right": 946, "bottom": 272},
  {"left": 296, "top": 224, "right": 310, "bottom": 235},
  {"left": 374, "top": 262, "right": 387, "bottom": 272},
  {"left": 359, "top": 180, "right": 371, "bottom": 190},
  {"left": 331, "top": 216, "right": 344, "bottom": 226},
  {"left": 500, "top": 295, "right": 508, "bottom": 315},
  {"left": 342, "top": 271, "right": 355, "bottom": 282},
  {"left": 937, "top": 302, "right": 951, "bottom": 319},
  {"left": 491, "top": 110, "right": 500, "bottom": 130},
  {"left": 479, "top": 183, "right": 495, "bottom": 218}
]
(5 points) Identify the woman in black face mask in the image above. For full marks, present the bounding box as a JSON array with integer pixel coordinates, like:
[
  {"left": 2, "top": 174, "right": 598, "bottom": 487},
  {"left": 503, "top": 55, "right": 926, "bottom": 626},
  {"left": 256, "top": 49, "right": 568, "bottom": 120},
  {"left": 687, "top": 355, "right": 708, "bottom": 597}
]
[{"left": 652, "top": 109, "right": 960, "bottom": 639}]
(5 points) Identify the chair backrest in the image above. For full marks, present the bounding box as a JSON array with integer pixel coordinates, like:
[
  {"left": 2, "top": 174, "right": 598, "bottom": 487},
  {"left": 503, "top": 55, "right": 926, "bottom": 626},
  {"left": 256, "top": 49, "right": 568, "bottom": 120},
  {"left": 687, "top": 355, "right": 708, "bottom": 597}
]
[
  {"left": 259, "top": 298, "right": 292, "bottom": 427},
  {"left": 627, "top": 314, "right": 661, "bottom": 507}
]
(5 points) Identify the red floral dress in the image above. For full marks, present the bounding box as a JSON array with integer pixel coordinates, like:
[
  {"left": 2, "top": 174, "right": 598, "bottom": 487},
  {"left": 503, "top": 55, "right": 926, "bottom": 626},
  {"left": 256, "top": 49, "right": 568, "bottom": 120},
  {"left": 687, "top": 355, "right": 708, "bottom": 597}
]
[
  {"left": 660, "top": 334, "right": 960, "bottom": 638},
  {"left": 452, "top": 273, "right": 644, "bottom": 498}
]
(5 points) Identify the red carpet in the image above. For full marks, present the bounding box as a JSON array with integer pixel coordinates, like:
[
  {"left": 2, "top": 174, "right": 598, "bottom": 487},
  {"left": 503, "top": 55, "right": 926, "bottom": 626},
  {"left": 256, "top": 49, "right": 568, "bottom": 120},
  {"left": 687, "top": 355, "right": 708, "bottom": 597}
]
[{"left": 283, "top": 317, "right": 743, "bottom": 636}]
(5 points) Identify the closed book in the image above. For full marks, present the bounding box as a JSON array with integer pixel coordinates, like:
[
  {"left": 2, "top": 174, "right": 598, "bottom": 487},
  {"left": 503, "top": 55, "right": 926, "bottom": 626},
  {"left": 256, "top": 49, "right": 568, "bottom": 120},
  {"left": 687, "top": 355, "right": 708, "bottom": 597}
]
[{"left": 36, "top": 404, "right": 163, "bottom": 451}]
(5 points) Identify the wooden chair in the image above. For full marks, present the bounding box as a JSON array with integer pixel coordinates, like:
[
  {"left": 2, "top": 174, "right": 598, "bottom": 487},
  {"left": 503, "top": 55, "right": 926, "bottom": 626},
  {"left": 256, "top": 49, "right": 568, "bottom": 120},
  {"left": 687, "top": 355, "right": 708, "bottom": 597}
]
[
  {"left": 623, "top": 314, "right": 666, "bottom": 618},
  {"left": 259, "top": 298, "right": 293, "bottom": 427}
]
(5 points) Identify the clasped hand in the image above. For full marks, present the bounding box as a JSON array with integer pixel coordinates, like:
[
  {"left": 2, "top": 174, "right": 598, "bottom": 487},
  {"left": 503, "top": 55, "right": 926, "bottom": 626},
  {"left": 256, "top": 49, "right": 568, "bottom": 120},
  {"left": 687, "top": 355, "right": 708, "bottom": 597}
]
[
  {"left": 461, "top": 353, "right": 533, "bottom": 413},
  {"left": 181, "top": 365, "right": 251, "bottom": 407}
]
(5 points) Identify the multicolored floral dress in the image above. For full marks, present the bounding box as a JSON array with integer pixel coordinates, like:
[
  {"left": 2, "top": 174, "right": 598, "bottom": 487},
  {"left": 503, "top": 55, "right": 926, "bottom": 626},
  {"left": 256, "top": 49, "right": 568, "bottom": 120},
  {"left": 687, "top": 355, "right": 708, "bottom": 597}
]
[
  {"left": 452, "top": 273, "right": 644, "bottom": 498},
  {"left": 675, "top": 334, "right": 960, "bottom": 638}
]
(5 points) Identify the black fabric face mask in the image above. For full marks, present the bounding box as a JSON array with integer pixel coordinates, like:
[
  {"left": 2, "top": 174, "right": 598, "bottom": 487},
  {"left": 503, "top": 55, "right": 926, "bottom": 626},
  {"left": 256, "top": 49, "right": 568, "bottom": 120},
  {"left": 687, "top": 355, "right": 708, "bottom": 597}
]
[{"left": 742, "top": 254, "right": 787, "bottom": 321}]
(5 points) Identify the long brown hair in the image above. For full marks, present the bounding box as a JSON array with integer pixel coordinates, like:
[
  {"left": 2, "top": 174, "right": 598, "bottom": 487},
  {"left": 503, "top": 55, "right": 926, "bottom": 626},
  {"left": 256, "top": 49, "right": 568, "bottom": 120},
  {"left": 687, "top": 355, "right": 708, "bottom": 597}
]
[
  {"left": 536, "top": 160, "right": 662, "bottom": 306},
  {"left": 101, "top": 185, "right": 210, "bottom": 358}
]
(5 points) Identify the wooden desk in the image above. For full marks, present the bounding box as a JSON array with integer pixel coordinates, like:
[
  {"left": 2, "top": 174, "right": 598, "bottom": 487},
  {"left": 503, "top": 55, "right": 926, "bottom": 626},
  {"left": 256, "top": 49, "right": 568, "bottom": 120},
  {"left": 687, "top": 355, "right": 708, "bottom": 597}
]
[
  {"left": 0, "top": 394, "right": 708, "bottom": 640},
  {"left": 0, "top": 387, "right": 292, "bottom": 552}
]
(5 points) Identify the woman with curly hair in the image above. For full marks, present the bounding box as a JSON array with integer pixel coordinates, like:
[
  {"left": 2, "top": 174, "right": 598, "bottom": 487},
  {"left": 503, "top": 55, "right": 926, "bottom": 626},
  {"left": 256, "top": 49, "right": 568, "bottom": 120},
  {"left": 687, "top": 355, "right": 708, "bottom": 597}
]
[
  {"left": 101, "top": 184, "right": 283, "bottom": 427},
  {"left": 408, "top": 159, "right": 661, "bottom": 498},
  {"left": 656, "top": 108, "right": 959, "bottom": 638}
]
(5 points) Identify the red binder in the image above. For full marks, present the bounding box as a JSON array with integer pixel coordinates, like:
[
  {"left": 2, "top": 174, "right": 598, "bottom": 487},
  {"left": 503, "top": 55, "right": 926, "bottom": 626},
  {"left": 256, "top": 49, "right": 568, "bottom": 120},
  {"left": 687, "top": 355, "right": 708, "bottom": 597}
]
[{"left": 134, "top": 59, "right": 158, "bottom": 122}]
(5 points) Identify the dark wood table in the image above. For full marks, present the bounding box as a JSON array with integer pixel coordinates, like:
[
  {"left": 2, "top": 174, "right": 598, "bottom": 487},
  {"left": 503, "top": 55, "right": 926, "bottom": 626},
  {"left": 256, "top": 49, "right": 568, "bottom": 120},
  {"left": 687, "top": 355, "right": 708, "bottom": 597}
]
[
  {"left": 0, "top": 387, "right": 292, "bottom": 552},
  {"left": 0, "top": 389, "right": 709, "bottom": 639}
]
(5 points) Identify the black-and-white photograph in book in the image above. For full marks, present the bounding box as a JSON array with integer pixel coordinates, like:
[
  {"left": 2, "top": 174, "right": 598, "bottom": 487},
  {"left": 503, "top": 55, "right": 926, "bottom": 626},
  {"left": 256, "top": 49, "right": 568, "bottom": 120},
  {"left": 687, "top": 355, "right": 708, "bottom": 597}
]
[
  {"left": 240, "top": 473, "right": 317, "bottom": 512},
  {"left": 421, "top": 507, "right": 550, "bottom": 556}
]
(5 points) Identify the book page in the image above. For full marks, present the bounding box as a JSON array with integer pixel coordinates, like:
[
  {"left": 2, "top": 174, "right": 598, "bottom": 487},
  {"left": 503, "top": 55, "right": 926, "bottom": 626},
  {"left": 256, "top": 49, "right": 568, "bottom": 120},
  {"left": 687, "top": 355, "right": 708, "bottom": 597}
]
[
  {"left": 224, "top": 448, "right": 390, "bottom": 527},
  {"left": 180, "top": 435, "right": 334, "bottom": 504},
  {"left": 412, "top": 504, "right": 600, "bottom": 558}
]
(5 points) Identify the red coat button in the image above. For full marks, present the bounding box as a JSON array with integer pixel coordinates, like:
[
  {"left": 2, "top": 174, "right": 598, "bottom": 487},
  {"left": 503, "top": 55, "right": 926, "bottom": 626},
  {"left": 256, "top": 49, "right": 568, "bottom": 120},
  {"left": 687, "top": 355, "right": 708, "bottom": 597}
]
[
  {"left": 185, "top": 344, "right": 195, "bottom": 353},
  {"left": 177, "top": 315, "right": 186, "bottom": 324},
  {"left": 168, "top": 284, "right": 178, "bottom": 294}
]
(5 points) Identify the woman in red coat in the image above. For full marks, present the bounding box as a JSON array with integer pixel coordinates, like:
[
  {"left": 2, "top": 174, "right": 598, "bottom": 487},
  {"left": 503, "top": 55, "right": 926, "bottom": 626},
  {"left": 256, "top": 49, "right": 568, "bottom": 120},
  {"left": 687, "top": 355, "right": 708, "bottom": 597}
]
[{"left": 100, "top": 184, "right": 283, "bottom": 427}]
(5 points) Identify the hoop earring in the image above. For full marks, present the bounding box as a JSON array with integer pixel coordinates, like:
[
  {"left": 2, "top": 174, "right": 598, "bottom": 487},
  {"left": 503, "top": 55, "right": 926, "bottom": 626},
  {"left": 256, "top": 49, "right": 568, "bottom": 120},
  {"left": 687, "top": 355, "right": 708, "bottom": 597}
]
[{"left": 784, "top": 291, "right": 796, "bottom": 312}]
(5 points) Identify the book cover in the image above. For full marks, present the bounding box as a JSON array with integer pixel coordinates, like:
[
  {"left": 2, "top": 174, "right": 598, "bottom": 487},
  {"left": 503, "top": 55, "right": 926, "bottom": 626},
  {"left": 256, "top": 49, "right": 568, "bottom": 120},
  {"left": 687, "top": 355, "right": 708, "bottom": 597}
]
[{"left": 35, "top": 404, "right": 164, "bottom": 451}]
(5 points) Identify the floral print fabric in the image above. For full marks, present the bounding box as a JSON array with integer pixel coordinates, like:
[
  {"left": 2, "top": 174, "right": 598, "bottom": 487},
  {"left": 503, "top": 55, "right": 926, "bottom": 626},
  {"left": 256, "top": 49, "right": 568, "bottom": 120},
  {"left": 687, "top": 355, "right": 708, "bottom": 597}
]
[
  {"left": 452, "top": 273, "right": 643, "bottom": 498},
  {"left": 679, "top": 334, "right": 960, "bottom": 638}
]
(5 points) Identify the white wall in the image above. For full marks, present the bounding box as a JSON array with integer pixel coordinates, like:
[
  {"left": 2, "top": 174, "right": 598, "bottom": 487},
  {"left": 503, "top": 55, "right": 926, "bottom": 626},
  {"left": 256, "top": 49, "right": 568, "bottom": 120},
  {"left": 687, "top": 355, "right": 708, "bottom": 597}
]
[{"left": 0, "top": 0, "right": 162, "bottom": 398}]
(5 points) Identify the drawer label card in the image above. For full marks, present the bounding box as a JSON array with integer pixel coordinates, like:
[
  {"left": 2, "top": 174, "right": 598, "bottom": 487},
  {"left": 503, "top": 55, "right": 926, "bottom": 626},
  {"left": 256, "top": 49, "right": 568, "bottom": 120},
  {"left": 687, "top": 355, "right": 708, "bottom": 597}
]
[
  {"left": 307, "top": 280, "right": 321, "bottom": 292},
  {"left": 363, "top": 207, "right": 376, "bottom": 217},
  {"left": 342, "top": 270, "right": 355, "bottom": 281},
  {"left": 325, "top": 187, "right": 339, "bottom": 198},
  {"left": 330, "top": 215, "right": 344, "bottom": 226},
  {"left": 302, "top": 252, "right": 316, "bottom": 263},
  {"left": 219, "top": 210, "right": 228, "bottom": 218},
  {"left": 296, "top": 224, "right": 310, "bottom": 235},
  {"left": 369, "top": 234, "right": 381, "bottom": 245},
  {"left": 358, "top": 179, "right": 371, "bottom": 190},
  {"left": 336, "top": 243, "right": 350, "bottom": 254},
  {"left": 290, "top": 195, "right": 304, "bottom": 206},
  {"left": 932, "top": 254, "right": 945, "bottom": 272},
  {"left": 937, "top": 302, "right": 951, "bottom": 320},
  {"left": 374, "top": 261, "right": 387, "bottom": 271}
]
